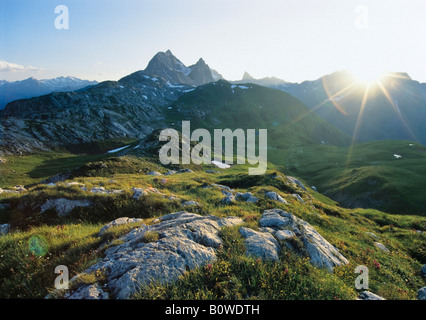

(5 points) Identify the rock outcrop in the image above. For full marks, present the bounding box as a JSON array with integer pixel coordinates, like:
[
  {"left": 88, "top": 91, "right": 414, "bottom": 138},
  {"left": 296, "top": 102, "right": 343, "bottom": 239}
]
[
  {"left": 418, "top": 287, "right": 426, "bottom": 300},
  {"left": 40, "top": 198, "right": 93, "bottom": 217},
  {"left": 239, "top": 227, "right": 280, "bottom": 261},
  {"left": 59, "top": 212, "right": 243, "bottom": 299},
  {"left": 358, "top": 291, "right": 385, "bottom": 300},
  {"left": 241, "top": 209, "right": 349, "bottom": 271}
]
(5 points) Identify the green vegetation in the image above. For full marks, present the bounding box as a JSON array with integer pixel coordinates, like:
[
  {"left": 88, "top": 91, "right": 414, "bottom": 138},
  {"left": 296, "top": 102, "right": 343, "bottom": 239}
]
[
  {"left": 0, "top": 152, "right": 424, "bottom": 300},
  {"left": 274, "top": 140, "right": 426, "bottom": 215},
  {"left": 162, "top": 81, "right": 426, "bottom": 215}
]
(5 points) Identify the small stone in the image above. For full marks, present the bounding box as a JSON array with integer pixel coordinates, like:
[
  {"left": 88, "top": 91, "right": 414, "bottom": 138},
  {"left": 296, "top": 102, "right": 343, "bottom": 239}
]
[
  {"left": 287, "top": 176, "right": 307, "bottom": 191},
  {"left": 365, "top": 232, "right": 379, "bottom": 240},
  {"left": 182, "top": 201, "right": 199, "bottom": 207},
  {"left": 421, "top": 265, "right": 426, "bottom": 277},
  {"left": 358, "top": 291, "right": 385, "bottom": 300},
  {"left": 91, "top": 187, "right": 106, "bottom": 194},
  {"left": 147, "top": 171, "right": 162, "bottom": 176},
  {"left": 40, "top": 198, "right": 92, "bottom": 217},
  {"left": 418, "top": 287, "right": 426, "bottom": 300},
  {"left": 292, "top": 194, "right": 304, "bottom": 203},
  {"left": 221, "top": 194, "right": 236, "bottom": 204},
  {"left": 0, "top": 223, "right": 10, "bottom": 235},
  {"left": 374, "top": 242, "right": 390, "bottom": 253},
  {"left": 265, "top": 191, "right": 288, "bottom": 204},
  {"left": 177, "top": 168, "right": 193, "bottom": 173}
]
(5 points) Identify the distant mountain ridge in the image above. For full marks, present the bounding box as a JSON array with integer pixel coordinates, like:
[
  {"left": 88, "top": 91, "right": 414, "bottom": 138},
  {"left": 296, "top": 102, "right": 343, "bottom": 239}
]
[
  {"left": 2, "top": 49, "right": 426, "bottom": 157},
  {"left": 235, "top": 70, "right": 426, "bottom": 145},
  {"left": 0, "top": 76, "right": 98, "bottom": 109}
]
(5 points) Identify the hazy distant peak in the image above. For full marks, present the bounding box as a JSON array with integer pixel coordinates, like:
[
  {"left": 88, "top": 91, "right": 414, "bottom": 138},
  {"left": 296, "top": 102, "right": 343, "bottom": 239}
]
[{"left": 242, "top": 71, "right": 254, "bottom": 81}]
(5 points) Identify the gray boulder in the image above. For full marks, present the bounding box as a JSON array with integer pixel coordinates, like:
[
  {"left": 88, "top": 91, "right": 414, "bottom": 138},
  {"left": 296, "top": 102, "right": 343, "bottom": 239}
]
[
  {"left": 147, "top": 171, "right": 162, "bottom": 176},
  {"left": 365, "top": 232, "right": 379, "bottom": 240},
  {"left": 132, "top": 187, "right": 146, "bottom": 199},
  {"left": 40, "top": 198, "right": 92, "bottom": 217},
  {"left": 259, "top": 209, "right": 349, "bottom": 271},
  {"left": 221, "top": 194, "right": 236, "bottom": 204},
  {"left": 64, "top": 211, "right": 243, "bottom": 299},
  {"left": 292, "top": 194, "right": 305, "bottom": 204},
  {"left": 239, "top": 227, "right": 280, "bottom": 261},
  {"left": 182, "top": 200, "right": 200, "bottom": 207},
  {"left": 421, "top": 264, "right": 426, "bottom": 277},
  {"left": 0, "top": 223, "right": 10, "bottom": 235},
  {"left": 418, "top": 287, "right": 426, "bottom": 300},
  {"left": 287, "top": 176, "right": 307, "bottom": 191},
  {"left": 90, "top": 187, "right": 107, "bottom": 194},
  {"left": 265, "top": 191, "right": 288, "bottom": 204},
  {"left": 210, "top": 183, "right": 234, "bottom": 192},
  {"left": 358, "top": 291, "right": 385, "bottom": 300},
  {"left": 237, "top": 192, "right": 258, "bottom": 203},
  {"left": 374, "top": 242, "right": 390, "bottom": 253}
]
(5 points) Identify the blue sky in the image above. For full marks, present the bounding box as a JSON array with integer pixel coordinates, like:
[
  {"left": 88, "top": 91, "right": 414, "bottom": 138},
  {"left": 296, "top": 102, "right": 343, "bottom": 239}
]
[{"left": 1, "top": 0, "right": 426, "bottom": 83}]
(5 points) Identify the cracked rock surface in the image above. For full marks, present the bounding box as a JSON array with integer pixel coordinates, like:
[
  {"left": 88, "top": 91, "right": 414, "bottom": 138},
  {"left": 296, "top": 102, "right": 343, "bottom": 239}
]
[{"left": 63, "top": 211, "right": 243, "bottom": 299}]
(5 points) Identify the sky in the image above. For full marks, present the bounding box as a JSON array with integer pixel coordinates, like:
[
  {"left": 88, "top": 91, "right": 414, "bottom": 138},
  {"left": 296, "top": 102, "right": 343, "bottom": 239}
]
[{"left": 1, "top": 0, "right": 426, "bottom": 83}]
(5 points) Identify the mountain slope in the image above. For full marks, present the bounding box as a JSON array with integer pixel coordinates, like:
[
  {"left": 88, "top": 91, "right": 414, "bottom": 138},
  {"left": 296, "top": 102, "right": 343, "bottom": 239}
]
[
  {"left": 280, "top": 140, "right": 426, "bottom": 215},
  {"left": 0, "top": 74, "right": 193, "bottom": 155},
  {"left": 239, "top": 71, "right": 426, "bottom": 144},
  {"left": 164, "top": 80, "right": 351, "bottom": 149},
  {"left": 0, "top": 153, "right": 424, "bottom": 300}
]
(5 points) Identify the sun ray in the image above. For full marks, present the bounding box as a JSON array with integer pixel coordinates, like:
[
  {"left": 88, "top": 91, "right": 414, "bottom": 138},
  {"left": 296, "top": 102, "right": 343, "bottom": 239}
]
[
  {"left": 345, "top": 85, "right": 370, "bottom": 166},
  {"left": 292, "top": 79, "right": 358, "bottom": 124},
  {"left": 377, "top": 81, "right": 418, "bottom": 142}
]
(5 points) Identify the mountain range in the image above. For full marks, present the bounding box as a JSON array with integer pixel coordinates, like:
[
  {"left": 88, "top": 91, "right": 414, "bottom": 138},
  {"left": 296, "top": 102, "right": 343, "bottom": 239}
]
[
  {"left": 1, "top": 50, "right": 426, "bottom": 302},
  {"left": 242, "top": 70, "right": 426, "bottom": 145},
  {"left": 1, "top": 50, "right": 426, "bottom": 215},
  {"left": 0, "top": 76, "right": 98, "bottom": 110},
  {"left": 0, "top": 50, "right": 225, "bottom": 155}
]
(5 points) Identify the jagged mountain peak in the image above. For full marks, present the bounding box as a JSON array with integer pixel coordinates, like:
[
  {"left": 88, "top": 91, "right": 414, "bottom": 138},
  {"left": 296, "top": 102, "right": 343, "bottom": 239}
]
[{"left": 143, "top": 50, "right": 219, "bottom": 86}]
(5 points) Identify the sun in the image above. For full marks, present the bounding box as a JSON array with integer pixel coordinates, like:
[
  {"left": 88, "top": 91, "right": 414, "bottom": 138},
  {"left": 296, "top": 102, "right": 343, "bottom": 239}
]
[{"left": 350, "top": 68, "right": 387, "bottom": 86}]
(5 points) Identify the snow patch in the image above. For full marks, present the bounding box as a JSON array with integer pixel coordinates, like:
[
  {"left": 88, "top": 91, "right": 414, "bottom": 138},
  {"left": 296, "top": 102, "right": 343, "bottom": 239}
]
[
  {"left": 107, "top": 145, "right": 131, "bottom": 154},
  {"left": 166, "top": 82, "right": 184, "bottom": 88},
  {"left": 212, "top": 160, "right": 231, "bottom": 169}
]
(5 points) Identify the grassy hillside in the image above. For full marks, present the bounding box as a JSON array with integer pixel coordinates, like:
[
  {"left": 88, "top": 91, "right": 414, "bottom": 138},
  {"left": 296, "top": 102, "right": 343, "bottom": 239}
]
[
  {"left": 166, "top": 80, "right": 351, "bottom": 148},
  {"left": 275, "top": 140, "right": 426, "bottom": 215},
  {"left": 160, "top": 81, "right": 426, "bottom": 216},
  {"left": 0, "top": 153, "right": 424, "bottom": 299}
]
